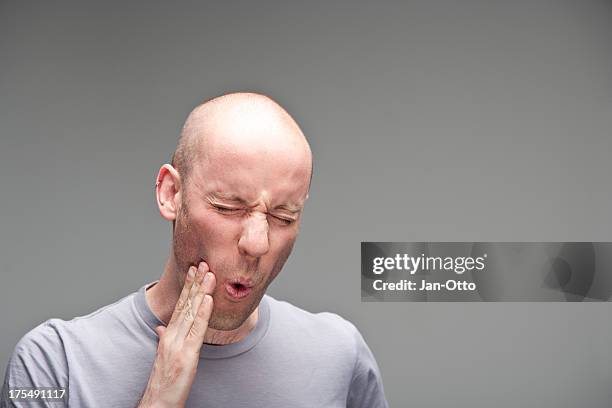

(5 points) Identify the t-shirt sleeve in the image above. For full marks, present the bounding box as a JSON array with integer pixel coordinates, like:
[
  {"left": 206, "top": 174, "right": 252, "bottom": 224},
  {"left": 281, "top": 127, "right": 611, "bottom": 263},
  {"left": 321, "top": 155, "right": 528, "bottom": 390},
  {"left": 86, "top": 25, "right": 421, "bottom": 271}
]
[
  {"left": 1, "top": 320, "right": 69, "bottom": 408},
  {"left": 346, "top": 323, "right": 389, "bottom": 408}
]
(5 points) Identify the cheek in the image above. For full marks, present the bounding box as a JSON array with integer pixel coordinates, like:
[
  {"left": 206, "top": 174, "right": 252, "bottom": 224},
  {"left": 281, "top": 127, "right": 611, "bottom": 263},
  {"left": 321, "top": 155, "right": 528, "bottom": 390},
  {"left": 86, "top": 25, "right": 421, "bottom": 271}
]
[
  {"left": 269, "top": 225, "right": 298, "bottom": 250},
  {"left": 174, "top": 207, "right": 221, "bottom": 254},
  {"left": 172, "top": 212, "right": 199, "bottom": 272},
  {"left": 185, "top": 212, "right": 246, "bottom": 263},
  {"left": 197, "top": 214, "right": 241, "bottom": 244},
  {"left": 266, "top": 230, "right": 298, "bottom": 274}
]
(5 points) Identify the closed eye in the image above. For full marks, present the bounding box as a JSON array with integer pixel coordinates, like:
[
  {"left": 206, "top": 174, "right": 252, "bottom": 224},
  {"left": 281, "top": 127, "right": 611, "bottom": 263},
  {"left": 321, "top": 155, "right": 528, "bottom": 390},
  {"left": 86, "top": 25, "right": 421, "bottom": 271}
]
[
  {"left": 213, "top": 204, "right": 295, "bottom": 225},
  {"left": 213, "top": 205, "right": 241, "bottom": 214},
  {"left": 269, "top": 215, "right": 296, "bottom": 226}
]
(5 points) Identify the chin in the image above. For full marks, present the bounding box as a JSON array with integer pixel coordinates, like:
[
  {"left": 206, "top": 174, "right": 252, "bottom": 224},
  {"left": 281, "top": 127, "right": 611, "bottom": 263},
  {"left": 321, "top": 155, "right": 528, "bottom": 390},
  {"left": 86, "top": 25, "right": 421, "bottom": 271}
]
[
  {"left": 208, "top": 295, "right": 261, "bottom": 331},
  {"left": 208, "top": 312, "right": 249, "bottom": 331}
]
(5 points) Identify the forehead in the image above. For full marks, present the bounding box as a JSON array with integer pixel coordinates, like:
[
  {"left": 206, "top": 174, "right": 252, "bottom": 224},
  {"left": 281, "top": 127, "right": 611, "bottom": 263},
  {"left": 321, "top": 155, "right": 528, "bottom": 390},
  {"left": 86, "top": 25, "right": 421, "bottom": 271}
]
[{"left": 190, "top": 133, "right": 311, "bottom": 206}]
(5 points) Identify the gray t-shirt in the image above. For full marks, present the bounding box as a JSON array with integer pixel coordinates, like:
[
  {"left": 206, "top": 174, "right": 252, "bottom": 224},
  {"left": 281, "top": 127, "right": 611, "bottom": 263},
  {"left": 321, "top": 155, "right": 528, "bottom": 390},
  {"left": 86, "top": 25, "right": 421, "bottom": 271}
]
[{"left": 2, "top": 281, "right": 388, "bottom": 407}]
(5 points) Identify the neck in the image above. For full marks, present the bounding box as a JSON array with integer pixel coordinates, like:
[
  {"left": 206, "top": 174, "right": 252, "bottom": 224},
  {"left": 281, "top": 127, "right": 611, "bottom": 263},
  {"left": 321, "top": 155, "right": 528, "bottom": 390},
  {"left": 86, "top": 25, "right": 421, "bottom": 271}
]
[{"left": 145, "top": 256, "right": 258, "bottom": 345}]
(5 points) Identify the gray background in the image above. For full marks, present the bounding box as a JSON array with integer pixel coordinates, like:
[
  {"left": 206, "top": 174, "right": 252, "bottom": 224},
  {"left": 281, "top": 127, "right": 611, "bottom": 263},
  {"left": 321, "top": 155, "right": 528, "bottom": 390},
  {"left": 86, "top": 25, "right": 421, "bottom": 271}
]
[{"left": 1, "top": 0, "right": 611, "bottom": 406}]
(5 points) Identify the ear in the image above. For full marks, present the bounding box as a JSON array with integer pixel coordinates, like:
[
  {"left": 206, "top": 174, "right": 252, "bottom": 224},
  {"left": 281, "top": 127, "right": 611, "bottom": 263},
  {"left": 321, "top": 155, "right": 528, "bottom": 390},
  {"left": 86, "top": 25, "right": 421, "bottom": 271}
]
[{"left": 155, "top": 164, "right": 182, "bottom": 221}]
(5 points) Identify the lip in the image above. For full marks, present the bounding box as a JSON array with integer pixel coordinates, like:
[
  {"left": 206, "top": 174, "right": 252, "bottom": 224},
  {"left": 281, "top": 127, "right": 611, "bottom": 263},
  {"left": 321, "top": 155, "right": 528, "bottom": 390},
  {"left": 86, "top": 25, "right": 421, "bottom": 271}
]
[
  {"left": 224, "top": 278, "right": 254, "bottom": 300},
  {"left": 224, "top": 283, "right": 253, "bottom": 300},
  {"left": 228, "top": 276, "right": 254, "bottom": 288}
]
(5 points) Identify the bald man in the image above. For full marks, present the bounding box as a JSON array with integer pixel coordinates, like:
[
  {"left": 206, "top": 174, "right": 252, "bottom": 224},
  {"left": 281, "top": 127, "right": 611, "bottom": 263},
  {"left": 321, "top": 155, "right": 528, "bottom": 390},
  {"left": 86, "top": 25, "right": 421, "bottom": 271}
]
[{"left": 1, "top": 93, "right": 388, "bottom": 408}]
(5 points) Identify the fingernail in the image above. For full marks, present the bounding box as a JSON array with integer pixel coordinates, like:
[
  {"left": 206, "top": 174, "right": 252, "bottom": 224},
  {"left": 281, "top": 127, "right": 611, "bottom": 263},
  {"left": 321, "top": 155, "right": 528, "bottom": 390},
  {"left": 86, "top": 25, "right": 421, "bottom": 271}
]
[{"left": 188, "top": 267, "right": 195, "bottom": 278}]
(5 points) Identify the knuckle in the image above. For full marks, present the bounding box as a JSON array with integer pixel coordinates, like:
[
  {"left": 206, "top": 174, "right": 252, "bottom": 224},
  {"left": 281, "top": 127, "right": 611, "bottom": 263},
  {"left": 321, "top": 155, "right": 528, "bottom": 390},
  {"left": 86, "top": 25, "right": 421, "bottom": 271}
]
[
  {"left": 183, "top": 309, "right": 194, "bottom": 322},
  {"left": 158, "top": 337, "right": 173, "bottom": 351},
  {"left": 188, "top": 325, "right": 200, "bottom": 338}
]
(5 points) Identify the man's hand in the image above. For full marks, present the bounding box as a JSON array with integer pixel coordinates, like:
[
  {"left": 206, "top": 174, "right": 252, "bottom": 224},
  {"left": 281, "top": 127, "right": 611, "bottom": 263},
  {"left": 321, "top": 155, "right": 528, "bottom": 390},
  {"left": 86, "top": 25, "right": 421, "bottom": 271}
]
[{"left": 138, "top": 261, "right": 216, "bottom": 408}]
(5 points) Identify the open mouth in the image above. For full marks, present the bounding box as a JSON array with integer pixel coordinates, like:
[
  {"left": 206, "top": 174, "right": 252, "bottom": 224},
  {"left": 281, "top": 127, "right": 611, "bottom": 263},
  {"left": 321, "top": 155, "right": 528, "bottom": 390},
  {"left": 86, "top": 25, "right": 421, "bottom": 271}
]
[{"left": 225, "top": 280, "right": 253, "bottom": 300}]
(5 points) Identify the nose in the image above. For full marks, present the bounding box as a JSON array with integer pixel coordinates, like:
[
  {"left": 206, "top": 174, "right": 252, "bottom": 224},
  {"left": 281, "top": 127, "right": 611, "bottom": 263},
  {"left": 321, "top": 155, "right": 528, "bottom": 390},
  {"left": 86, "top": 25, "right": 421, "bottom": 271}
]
[{"left": 238, "top": 212, "right": 270, "bottom": 258}]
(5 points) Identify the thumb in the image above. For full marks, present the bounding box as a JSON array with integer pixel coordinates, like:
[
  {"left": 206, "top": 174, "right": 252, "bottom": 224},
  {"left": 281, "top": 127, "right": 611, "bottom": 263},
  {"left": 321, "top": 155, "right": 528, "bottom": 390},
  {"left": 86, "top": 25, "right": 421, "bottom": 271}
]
[{"left": 154, "top": 325, "right": 167, "bottom": 338}]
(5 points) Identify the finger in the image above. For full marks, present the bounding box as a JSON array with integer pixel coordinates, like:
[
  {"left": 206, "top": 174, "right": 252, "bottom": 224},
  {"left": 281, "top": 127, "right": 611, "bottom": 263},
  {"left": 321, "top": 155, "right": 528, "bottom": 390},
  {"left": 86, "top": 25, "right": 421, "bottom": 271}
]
[
  {"left": 167, "top": 265, "right": 197, "bottom": 328},
  {"left": 175, "top": 263, "right": 208, "bottom": 339},
  {"left": 154, "top": 325, "right": 166, "bottom": 339},
  {"left": 184, "top": 271, "right": 215, "bottom": 347},
  {"left": 202, "top": 269, "right": 216, "bottom": 296},
  {"left": 185, "top": 294, "right": 214, "bottom": 351}
]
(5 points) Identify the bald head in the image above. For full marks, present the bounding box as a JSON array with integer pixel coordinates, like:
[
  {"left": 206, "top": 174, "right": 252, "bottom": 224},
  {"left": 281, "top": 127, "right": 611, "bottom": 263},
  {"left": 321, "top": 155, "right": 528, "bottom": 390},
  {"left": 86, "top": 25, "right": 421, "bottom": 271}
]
[{"left": 172, "top": 92, "right": 312, "bottom": 188}]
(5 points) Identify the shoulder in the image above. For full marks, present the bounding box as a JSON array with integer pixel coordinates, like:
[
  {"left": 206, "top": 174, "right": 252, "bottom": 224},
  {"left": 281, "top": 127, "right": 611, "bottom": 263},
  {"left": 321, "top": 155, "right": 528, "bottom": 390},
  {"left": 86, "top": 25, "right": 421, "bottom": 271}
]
[
  {"left": 15, "top": 319, "right": 66, "bottom": 354},
  {"left": 264, "top": 295, "right": 365, "bottom": 357},
  {"left": 2, "top": 319, "right": 69, "bottom": 393},
  {"left": 4, "top": 290, "right": 139, "bottom": 380},
  {"left": 11, "top": 319, "right": 66, "bottom": 361},
  {"left": 22, "top": 289, "right": 139, "bottom": 349},
  {"left": 263, "top": 295, "right": 388, "bottom": 407},
  {"left": 266, "top": 294, "right": 358, "bottom": 331}
]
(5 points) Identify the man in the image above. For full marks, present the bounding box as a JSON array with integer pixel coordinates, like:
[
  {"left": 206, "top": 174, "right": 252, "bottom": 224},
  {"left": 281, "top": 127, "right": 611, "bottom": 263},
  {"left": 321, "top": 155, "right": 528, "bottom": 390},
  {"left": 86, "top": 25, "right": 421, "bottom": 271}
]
[{"left": 1, "top": 93, "right": 388, "bottom": 407}]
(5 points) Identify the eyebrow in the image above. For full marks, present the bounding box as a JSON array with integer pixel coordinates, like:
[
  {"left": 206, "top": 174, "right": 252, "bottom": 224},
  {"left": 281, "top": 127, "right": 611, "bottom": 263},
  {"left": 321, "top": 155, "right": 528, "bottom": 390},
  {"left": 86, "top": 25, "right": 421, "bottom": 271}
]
[
  {"left": 273, "top": 203, "right": 302, "bottom": 214},
  {"left": 208, "top": 192, "right": 252, "bottom": 205},
  {"left": 207, "top": 192, "right": 303, "bottom": 213}
]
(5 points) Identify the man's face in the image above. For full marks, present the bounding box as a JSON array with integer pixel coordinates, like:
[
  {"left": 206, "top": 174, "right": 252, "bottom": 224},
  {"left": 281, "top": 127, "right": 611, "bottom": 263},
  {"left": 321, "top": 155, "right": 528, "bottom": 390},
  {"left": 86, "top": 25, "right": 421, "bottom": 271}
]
[{"left": 171, "top": 135, "right": 311, "bottom": 331}]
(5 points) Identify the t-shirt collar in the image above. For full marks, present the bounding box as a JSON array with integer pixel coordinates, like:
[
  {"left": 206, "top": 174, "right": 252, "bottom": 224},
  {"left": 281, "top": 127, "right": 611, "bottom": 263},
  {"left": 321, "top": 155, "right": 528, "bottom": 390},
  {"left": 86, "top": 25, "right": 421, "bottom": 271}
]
[{"left": 134, "top": 280, "right": 270, "bottom": 359}]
